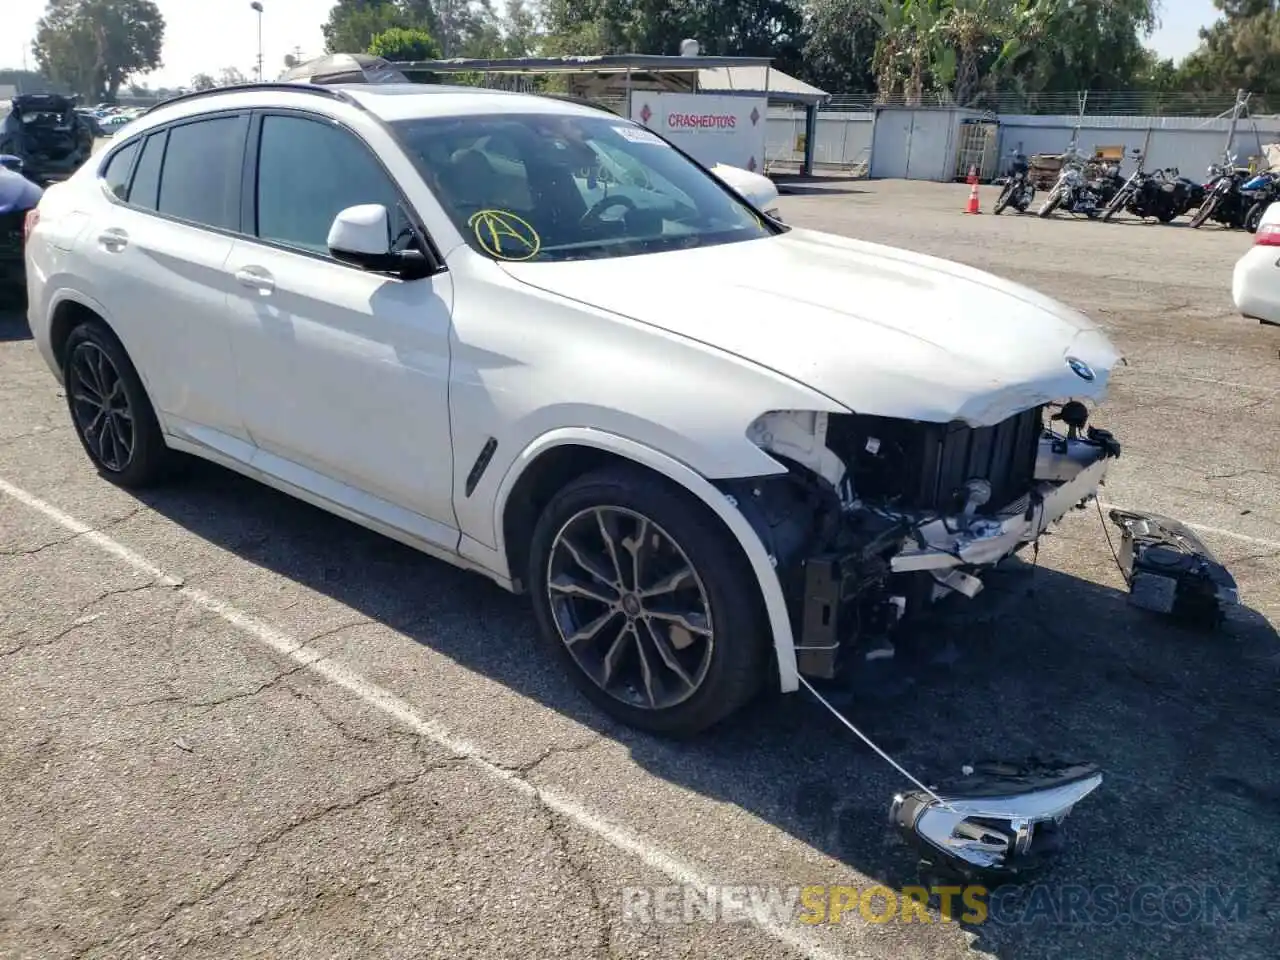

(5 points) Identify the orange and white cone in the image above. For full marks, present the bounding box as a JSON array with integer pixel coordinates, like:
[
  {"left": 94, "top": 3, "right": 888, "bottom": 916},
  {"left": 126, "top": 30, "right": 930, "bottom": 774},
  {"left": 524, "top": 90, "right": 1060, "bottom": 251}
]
[{"left": 964, "top": 179, "right": 982, "bottom": 214}]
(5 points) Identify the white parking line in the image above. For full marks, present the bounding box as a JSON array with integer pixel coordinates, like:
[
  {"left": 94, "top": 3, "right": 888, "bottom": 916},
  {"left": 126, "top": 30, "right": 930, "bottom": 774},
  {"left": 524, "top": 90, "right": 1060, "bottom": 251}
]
[
  {"left": 1098, "top": 501, "right": 1280, "bottom": 552},
  {"left": 0, "top": 475, "right": 848, "bottom": 960}
]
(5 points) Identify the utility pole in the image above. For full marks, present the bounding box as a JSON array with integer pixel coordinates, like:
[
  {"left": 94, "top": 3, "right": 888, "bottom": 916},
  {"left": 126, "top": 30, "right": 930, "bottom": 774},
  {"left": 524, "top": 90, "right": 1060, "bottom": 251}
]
[{"left": 250, "top": 2, "right": 264, "bottom": 81}]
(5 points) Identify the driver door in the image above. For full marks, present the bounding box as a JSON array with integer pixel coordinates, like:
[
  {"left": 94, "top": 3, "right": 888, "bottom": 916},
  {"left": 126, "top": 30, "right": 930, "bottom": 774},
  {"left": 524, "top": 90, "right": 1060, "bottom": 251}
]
[{"left": 222, "top": 111, "right": 458, "bottom": 544}]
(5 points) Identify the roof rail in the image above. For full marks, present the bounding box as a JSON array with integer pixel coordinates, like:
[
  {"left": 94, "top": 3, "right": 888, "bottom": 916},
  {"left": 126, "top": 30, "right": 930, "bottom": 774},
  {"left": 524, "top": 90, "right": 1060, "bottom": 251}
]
[{"left": 143, "top": 81, "right": 362, "bottom": 117}]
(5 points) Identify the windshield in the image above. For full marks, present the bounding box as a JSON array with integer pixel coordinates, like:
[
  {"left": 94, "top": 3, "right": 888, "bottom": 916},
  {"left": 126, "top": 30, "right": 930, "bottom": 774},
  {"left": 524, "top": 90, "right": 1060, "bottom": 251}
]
[{"left": 390, "top": 112, "right": 778, "bottom": 263}]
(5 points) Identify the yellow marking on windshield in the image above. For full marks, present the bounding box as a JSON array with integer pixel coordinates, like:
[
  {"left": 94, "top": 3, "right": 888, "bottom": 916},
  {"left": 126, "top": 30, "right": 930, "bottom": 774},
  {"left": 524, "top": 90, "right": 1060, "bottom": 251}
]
[{"left": 467, "top": 209, "right": 542, "bottom": 261}]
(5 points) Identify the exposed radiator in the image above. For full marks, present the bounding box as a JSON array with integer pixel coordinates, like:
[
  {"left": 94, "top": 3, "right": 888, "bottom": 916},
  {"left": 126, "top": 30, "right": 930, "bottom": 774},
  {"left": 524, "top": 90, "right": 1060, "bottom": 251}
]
[{"left": 828, "top": 406, "right": 1045, "bottom": 514}]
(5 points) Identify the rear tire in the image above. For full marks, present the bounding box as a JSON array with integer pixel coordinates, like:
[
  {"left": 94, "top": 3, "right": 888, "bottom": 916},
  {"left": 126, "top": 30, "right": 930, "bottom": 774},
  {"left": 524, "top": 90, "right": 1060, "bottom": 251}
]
[
  {"left": 63, "top": 320, "right": 173, "bottom": 488},
  {"left": 527, "top": 465, "right": 770, "bottom": 737}
]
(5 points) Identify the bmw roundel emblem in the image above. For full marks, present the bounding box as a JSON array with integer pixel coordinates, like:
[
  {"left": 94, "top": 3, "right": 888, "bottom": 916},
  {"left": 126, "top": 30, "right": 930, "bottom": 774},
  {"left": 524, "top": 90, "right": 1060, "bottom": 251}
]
[{"left": 1066, "top": 356, "right": 1095, "bottom": 382}]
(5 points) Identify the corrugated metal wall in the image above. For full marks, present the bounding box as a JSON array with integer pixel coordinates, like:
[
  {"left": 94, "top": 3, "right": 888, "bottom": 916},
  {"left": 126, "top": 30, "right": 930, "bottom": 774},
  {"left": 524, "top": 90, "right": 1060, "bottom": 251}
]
[
  {"left": 995, "top": 115, "right": 1280, "bottom": 179},
  {"left": 764, "top": 107, "right": 1280, "bottom": 181}
]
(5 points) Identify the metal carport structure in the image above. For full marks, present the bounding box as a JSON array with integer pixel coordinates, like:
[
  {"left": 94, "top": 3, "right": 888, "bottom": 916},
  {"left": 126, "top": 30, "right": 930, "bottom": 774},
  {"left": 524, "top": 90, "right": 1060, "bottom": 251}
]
[{"left": 382, "top": 54, "right": 829, "bottom": 176}]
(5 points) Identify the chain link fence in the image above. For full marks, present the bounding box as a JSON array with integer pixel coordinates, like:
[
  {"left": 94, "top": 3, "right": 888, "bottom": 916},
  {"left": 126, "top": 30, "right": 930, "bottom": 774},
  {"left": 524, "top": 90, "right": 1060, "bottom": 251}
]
[{"left": 821, "top": 89, "right": 1276, "bottom": 119}]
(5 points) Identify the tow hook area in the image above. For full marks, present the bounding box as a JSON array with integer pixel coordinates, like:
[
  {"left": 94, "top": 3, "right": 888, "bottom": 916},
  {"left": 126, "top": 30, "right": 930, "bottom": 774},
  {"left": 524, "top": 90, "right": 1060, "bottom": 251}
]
[
  {"left": 1107, "top": 509, "right": 1239, "bottom": 626},
  {"left": 890, "top": 760, "right": 1103, "bottom": 883}
]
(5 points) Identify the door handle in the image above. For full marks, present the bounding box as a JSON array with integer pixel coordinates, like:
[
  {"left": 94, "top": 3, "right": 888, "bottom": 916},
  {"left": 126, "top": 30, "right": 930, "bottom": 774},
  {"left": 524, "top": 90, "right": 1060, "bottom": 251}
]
[
  {"left": 235, "top": 267, "right": 275, "bottom": 295},
  {"left": 97, "top": 228, "right": 128, "bottom": 251}
]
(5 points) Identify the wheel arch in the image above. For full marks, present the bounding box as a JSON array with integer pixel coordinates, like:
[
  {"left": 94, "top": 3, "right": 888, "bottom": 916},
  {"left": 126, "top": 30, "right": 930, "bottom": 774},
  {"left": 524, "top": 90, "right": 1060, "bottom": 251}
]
[
  {"left": 495, "top": 428, "right": 799, "bottom": 693},
  {"left": 43, "top": 289, "right": 117, "bottom": 375},
  {"left": 42, "top": 290, "right": 164, "bottom": 410}
]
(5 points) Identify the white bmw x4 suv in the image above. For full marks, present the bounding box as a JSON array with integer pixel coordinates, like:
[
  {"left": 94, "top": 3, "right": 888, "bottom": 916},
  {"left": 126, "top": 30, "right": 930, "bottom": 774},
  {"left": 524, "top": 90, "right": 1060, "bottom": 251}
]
[{"left": 25, "top": 82, "right": 1122, "bottom": 736}]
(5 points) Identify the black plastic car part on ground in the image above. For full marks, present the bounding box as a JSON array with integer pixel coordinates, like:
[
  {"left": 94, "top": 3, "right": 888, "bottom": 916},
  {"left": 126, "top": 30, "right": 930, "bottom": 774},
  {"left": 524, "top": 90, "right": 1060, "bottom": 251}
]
[{"left": 0, "top": 94, "right": 94, "bottom": 185}]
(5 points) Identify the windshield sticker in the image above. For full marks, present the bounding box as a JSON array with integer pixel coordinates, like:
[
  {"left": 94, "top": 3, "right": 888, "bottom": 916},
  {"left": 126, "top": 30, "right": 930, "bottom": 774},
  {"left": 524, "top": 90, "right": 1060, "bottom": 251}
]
[
  {"left": 468, "top": 209, "right": 542, "bottom": 261},
  {"left": 613, "top": 125, "right": 667, "bottom": 146}
]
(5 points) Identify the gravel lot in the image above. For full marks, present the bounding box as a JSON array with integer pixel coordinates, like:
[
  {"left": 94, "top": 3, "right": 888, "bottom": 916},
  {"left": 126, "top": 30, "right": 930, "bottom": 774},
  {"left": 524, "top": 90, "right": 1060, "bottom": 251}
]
[{"left": 1, "top": 179, "right": 1277, "bottom": 960}]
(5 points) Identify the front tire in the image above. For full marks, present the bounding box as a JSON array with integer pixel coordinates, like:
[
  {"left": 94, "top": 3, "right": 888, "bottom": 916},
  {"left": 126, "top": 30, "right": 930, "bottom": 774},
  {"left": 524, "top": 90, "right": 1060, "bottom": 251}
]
[
  {"left": 1037, "top": 190, "right": 1061, "bottom": 218},
  {"left": 1245, "top": 201, "right": 1268, "bottom": 233},
  {"left": 1101, "top": 191, "right": 1126, "bottom": 221},
  {"left": 993, "top": 183, "right": 1014, "bottom": 215},
  {"left": 528, "top": 466, "right": 770, "bottom": 737},
  {"left": 63, "top": 320, "right": 172, "bottom": 488},
  {"left": 1189, "top": 196, "right": 1218, "bottom": 229}
]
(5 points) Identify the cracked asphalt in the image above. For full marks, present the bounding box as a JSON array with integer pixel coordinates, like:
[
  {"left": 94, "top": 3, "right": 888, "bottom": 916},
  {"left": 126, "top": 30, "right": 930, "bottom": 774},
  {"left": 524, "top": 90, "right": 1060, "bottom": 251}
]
[{"left": 1, "top": 179, "right": 1278, "bottom": 960}]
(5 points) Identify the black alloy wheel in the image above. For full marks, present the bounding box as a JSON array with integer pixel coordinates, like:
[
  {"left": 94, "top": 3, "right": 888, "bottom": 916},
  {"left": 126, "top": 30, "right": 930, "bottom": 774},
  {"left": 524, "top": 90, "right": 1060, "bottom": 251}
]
[
  {"left": 528, "top": 466, "right": 769, "bottom": 737},
  {"left": 546, "top": 505, "right": 715, "bottom": 712},
  {"left": 63, "top": 320, "right": 172, "bottom": 487},
  {"left": 68, "top": 340, "right": 135, "bottom": 472}
]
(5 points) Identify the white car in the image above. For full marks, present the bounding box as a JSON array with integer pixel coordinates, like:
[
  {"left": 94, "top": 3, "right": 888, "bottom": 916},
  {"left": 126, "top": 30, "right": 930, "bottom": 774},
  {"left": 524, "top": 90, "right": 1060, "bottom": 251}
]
[
  {"left": 710, "top": 163, "right": 782, "bottom": 221},
  {"left": 24, "top": 82, "right": 1122, "bottom": 736},
  {"left": 1233, "top": 201, "right": 1280, "bottom": 326}
]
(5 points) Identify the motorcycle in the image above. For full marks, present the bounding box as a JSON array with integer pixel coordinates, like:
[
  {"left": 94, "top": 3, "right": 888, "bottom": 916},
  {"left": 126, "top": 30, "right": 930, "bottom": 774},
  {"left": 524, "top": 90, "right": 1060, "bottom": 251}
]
[
  {"left": 1100, "top": 150, "right": 1198, "bottom": 223},
  {"left": 1189, "top": 156, "right": 1251, "bottom": 229},
  {"left": 1240, "top": 169, "right": 1279, "bottom": 233},
  {"left": 1089, "top": 159, "right": 1126, "bottom": 211},
  {"left": 992, "top": 151, "right": 1036, "bottom": 215},
  {"left": 1038, "top": 149, "right": 1100, "bottom": 218},
  {"left": 1038, "top": 148, "right": 1124, "bottom": 219}
]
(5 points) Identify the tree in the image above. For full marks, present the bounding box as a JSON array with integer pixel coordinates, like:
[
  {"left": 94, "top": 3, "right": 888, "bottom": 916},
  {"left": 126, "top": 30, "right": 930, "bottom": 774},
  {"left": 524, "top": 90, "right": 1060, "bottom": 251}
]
[
  {"left": 368, "top": 25, "right": 442, "bottom": 61},
  {"left": 1176, "top": 1, "right": 1280, "bottom": 95},
  {"left": 323, "top": 0, "right": 412, "bottom": 53},
  {"left": 861, "top": 0, "right": 1161, "bottom": 106},
  {"left": 802, "top": 0, "right": 881, "bottom": 95},
  {"left": 500, "top": 0, "right": 540, "bottom": 57},
  {"left": 191, "top": 72, "right": 216, "bottom": 90},
  {"left": 32, "top": 0, "right": 165, "bottom": 101},
  {"left": 218, "top": 66, "right": 248, "bottom": 86}
]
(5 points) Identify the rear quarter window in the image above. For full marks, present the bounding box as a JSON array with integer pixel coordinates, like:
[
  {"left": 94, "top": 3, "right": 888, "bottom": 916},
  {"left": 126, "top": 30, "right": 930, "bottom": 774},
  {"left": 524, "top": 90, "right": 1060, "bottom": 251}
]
[
  {"left": 101, "top": 140, "right": 139, "bottom": 200},
  {"left": 154, "top": 115, "right": 248, "bottom": 231}
]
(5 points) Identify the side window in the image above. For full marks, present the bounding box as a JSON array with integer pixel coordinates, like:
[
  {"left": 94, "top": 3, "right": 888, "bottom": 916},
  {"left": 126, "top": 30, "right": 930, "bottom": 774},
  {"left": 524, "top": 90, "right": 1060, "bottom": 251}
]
[
  {"left": 129, "top": 131, "right": 166, "bottom": 211},
  {"left": 255, "top": 114, "right": 406, "bottom": 256},
  {"left": 155, "top": 115, "right": 247, "bottom": 230},
  {"left": 101, "top": 140, "right": 139, "bottom": 200}
]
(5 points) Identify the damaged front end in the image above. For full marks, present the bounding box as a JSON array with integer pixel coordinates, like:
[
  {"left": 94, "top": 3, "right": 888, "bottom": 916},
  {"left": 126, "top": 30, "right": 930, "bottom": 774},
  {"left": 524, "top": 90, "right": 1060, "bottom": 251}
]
[{"left": 726, "top": 400, "right": 1122, "bottom": 679}]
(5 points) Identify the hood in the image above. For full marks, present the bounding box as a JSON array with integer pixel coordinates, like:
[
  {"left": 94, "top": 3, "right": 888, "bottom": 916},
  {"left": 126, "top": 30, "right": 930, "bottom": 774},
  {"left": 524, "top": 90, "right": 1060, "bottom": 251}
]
[{"left": 498, "top": 227, "right": 1121, "bottom": 426}]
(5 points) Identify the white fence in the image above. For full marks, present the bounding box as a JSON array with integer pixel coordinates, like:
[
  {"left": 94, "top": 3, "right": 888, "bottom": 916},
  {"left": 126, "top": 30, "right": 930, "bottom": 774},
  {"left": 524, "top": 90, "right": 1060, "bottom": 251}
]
[
  {"left": 764, "top": 105, "right": 1280, "bottom": 180},
  {"left": 765, "top": 108, "right": 874, "bottom": 172}
]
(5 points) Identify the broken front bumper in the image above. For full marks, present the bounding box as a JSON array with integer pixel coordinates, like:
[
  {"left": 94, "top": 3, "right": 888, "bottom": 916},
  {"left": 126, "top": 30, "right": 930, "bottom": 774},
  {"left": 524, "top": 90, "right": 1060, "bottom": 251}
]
[
  {"left": 890, "top": 432, "right": 1117, "bottom": 574},
  {"left": 792, "top": 427, "right": 1120, "bottom": 679}
]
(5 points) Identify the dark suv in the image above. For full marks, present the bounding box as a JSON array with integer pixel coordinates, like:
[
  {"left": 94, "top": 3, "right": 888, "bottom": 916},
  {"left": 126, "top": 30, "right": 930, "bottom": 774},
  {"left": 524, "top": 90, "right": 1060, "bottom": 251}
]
[{"left": 0, "top": 94, "right": 95, "bottom": 185}]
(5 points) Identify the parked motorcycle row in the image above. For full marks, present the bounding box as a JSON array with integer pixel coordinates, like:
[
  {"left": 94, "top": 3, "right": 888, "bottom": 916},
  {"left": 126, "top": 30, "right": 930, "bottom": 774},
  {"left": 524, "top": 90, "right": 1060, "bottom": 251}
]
[{"left": 992, "top": 147, "right": 1279, "bottom": 232}]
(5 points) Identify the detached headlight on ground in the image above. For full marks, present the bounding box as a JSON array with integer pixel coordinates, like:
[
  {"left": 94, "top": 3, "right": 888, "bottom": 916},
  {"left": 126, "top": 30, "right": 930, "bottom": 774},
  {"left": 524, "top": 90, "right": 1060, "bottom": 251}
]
[{"left": 890, "top": 760, "right": 1103, "bottom": 882}]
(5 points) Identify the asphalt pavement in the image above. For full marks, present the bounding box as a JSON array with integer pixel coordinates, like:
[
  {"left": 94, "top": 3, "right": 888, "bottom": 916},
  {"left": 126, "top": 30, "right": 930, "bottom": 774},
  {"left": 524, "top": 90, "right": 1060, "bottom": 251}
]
[{"left": 1, "top": 180, "right": 1277, "bottom": 960}]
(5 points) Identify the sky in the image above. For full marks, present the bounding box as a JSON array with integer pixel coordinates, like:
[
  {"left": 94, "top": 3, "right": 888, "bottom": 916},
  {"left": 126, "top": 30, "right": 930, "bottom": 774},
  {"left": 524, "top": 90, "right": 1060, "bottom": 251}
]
[{"left": 5, "top": 0, "right": 1225, "bottom": 90}]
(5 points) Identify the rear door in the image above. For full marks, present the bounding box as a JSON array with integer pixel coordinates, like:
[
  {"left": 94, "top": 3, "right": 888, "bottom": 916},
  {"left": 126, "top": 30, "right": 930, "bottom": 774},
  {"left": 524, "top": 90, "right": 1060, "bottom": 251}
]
[{"left": 77, "top": 113, "right": 252, "bottom": 456}]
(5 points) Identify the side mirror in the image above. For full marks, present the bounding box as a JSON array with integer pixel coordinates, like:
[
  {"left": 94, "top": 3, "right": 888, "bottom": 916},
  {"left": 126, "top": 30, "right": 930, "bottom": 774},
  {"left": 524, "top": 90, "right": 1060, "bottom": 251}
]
[
  {"left": 0, "top": 155, "right": 23, "bottom": 173},
  {"left": 327, "top": 203, "right": 432, "bottom": 279}
]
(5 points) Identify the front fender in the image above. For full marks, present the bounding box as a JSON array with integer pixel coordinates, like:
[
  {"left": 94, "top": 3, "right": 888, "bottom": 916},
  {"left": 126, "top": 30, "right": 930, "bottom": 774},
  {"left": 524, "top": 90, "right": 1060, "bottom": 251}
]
[{"left": 491, "top": 427, "right": 801, "bottom": 693}]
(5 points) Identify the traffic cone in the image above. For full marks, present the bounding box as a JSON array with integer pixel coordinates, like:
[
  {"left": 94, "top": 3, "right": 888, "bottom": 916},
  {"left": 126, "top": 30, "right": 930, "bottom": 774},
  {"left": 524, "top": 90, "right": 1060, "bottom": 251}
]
[{"left": 964, "top": 179, "right": 982, "bottom": 214}]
